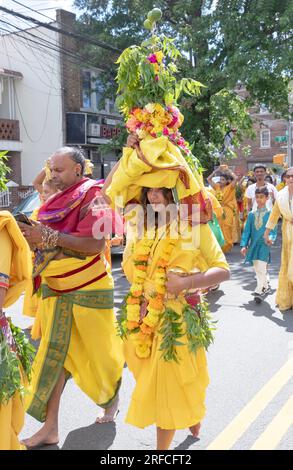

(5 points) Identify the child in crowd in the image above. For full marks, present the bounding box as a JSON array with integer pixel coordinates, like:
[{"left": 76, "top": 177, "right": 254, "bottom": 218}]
[{"left": 240, "top": 186, "right": 278, "bottom": 299}]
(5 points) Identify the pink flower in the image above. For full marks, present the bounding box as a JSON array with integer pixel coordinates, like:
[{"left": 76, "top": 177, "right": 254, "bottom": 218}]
[
  {"left": 163, "top": 127, "right": 170, "bottom": 136},
  {"left": 126, "top": 116, "right": 140, "bottom": 132},
  {"left": 177, "top": 138, "right": 185, "bottom": 146},
  {"left": 155, "top": 75, "right": 159, "bottom": 81},
  {"left": 147, "top": 54, "right": 158, "bottom": 64}
]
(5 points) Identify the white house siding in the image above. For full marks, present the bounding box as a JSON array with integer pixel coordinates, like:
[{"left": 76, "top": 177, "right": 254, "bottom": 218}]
[{"left": 0, "top": 26, "right": 63, "bottom": 184}]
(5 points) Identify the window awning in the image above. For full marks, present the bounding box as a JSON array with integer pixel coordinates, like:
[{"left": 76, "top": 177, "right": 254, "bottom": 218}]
[{"left": 0, "top": 68, "right": 23, "bottom": 79}]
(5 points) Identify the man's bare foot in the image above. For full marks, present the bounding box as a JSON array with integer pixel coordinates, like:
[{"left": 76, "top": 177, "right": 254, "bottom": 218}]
[
  {"left": 95, "top": 398, "right": 119, "bottom": 424},
  {"left": 21, "top": 425, "right": 59, "bottom": 449},
  {"left": 189, "top": 422, "right": 201, "bottom": 438}
]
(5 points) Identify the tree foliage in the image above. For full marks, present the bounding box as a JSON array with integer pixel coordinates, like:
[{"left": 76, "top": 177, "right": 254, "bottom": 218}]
[
  {"left": 74, "top": 0, "right": 292, "bottom": 170},
  {"left": 0, "top": 151, "right": 10, "bottom": 191}
]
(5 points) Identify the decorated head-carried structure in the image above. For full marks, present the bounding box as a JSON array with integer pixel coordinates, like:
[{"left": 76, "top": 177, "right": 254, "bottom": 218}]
[{"left": 105, "top": 8, "right": 213, "bottom": 224}]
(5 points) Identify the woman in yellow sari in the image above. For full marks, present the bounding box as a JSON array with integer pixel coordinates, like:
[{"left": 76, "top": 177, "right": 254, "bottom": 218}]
[
  {"left": 119, "top": 187, "right": 230, "bottom": 449},
  {"left": 264, "top": 167, "right": 293, "bottom": 312},
  {"left": 0, "top": 211, "right": 32, "bottom": 450},
  {"left": 207, "top": 168, "right": 238, "bottom": 253}
]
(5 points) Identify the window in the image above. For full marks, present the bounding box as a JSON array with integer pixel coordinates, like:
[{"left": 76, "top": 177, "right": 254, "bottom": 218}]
[
  {"left": 93, "top": 78, "right": 105, "bottom": 111},
  {"left": 260, "top": 129, "right": 270, "bottom": 148},
  {"left": 82, "top": 71, "right": 92, "bottom": 108},
  {"left": 259, "top": 104, "right": 269, "bottom": 114}
]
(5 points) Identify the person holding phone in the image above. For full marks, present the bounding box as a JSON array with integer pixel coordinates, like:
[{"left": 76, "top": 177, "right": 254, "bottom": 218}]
[{"left": 19, "top": 147, "right": 124, "bottom": 449}]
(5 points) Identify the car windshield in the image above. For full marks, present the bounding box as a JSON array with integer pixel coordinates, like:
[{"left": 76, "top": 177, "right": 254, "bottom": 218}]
[{"left": 12, "top": 192, "right": 40, "bottom": 216}]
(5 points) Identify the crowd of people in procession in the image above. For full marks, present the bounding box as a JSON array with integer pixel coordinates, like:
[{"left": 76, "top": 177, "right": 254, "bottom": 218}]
[{"left": 1, "top": 138, "right": 292, "bottom": 451}]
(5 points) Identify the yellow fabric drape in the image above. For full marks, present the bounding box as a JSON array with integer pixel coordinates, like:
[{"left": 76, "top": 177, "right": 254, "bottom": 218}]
[
  {"left": 122, "top": 224, "right": 229, "bottom": 430},
  {"left": 106, "top": 135, "right": 205, "bottom": 208},
  {"left": 266, "top": 193, "right": 293, "bottom": 310},
  {"left": 25, "top": 254, "right": 124, "bottom": 422},
  {"left": 205, "top": 188, "right": 223, "bottom": 219},
  {"left": 213, "top": 184, "right": 238, "bottom": 253},
  {"left": 0, "top": 211, "right": 31, "bottom": 307},
  {"left": 0, "top": 211, "right": 31, "bottom": 450}
]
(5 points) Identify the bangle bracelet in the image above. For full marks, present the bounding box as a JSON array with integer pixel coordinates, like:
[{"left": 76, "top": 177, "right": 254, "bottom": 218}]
[{"left": 40, "top": 225, "right": 60, "bottom": 249}]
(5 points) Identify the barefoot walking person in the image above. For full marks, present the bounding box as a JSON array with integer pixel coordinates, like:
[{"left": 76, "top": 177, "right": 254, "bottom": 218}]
[{"left": 19, "top": 147, "right": 124, "bottom": 448}]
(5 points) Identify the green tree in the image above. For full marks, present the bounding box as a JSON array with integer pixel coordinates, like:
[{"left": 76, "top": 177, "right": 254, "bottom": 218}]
[
  {"left": 0, "top": 151, "right": 10, "bottom": 192},
  {"left": 74, "top": 0, "right": 292, "bottom": 170}
]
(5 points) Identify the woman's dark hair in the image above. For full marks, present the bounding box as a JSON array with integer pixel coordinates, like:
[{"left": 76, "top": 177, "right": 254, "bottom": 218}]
[
  {"left": 140, "top": 187, "right": 174, "bottom": 227},
  {"left": 255, "top": 186, "right": 269, "bottom": 197},
  {"left": 219, "top": 173, "right": 231, "bottom": 184},
  {"left": 140, "top": 187, "right": 174, "bottom": 207},
  {"left": 265, "top": 175, "right": 273, "bottom": 184}
]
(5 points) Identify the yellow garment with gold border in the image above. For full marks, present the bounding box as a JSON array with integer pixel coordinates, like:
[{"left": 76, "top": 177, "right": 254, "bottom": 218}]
[
  {"left": 213, "top": 184, "right": 238, "bottom": 253},
  {"left": 25, "top": 253, "right": 124, "bottom": 422},
  {"left": 266, "top": 191, "right": 293, "bottom": 310},
  {"left": 22, "top": 207, "right": 42, "bottom": 340},
  {"left": 0, "top": 211, "right": 31, "bottom": 450},
  {"left": 122, "top": 223, "right": 229, "bottom": 430}
]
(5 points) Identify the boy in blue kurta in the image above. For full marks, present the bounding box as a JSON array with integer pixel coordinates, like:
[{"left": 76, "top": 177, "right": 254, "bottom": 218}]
[{"left": 240, "top": 186, "right": 277, "bottom": 298}]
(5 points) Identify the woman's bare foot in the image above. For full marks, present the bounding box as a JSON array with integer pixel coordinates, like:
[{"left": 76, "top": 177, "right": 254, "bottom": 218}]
[
  {"left": 21, "top": 425, "right": 59, "bottom": 449},
  {"left": 95, "top": 398, "right": 119, "bottom": 424},
  {"left": 189, "top": 422, "right": 201, "bottom": 438}
]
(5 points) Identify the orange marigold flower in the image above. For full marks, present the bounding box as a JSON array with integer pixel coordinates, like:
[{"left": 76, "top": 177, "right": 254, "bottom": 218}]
[
  {"left": 136, "top": 255, "right": 149, "bottom": 262},
  {"left": 136, "top": 265, "right": 147, "bottom": 271},
  {"left": 127, "top": 321, "right": 139, "bottom": 330},
  {"left": 132, "top": 291, "right": 142, "bottom": 298},
  {"left": 140, "top": 323, "right": 153, "bottom": 335},
  {"left": 127, "top": 297, "right": 140, "bottom": 305},
  {"left": 148, "top": 298, "right": 164, "bottom": 310},
  {"left": 157, "top": 258, "right": 169, "bottom": 268}
]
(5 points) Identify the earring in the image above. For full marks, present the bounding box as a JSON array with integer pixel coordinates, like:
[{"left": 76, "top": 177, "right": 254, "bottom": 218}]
[{"left": 76, "top": 173, "right": 80, "bottom": 177}]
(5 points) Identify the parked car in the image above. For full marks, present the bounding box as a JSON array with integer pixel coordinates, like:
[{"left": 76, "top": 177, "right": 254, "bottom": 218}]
[
  {"left": 12, "top": 191, "right": 40, "bottom": 217},
  {"left": 12, "top": 188, "right": 125, "bottom": 253}
]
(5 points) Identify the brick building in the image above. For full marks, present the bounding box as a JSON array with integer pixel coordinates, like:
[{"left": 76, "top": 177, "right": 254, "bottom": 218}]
[
  {"left": 228, "top": 86, "right": 288, "bottom": 176},
  {"left": 57, "top": 9, "right": 123, "bottom": 180}
]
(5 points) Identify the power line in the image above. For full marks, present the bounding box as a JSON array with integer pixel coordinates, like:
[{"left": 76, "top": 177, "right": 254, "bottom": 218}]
[
  {"left": 0, "top": 5, "right": 121, "bottom": 53},
  {"left": 0, "top": 18, "right": 109, "bottom": 73},
  {"left": 11, "top": 0, "right": 108, "bottom": 54},
  {"left": 12, "top": 0, "right": 65, "bottom": 24}
]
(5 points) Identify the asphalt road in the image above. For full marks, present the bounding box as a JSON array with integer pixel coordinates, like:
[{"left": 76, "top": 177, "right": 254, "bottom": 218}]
[{"left": 7, "top": 236, "right": 293, "bottom": 450}]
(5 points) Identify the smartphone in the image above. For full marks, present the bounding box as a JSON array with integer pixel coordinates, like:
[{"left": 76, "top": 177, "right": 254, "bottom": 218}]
[{"left": 15, "top": 212, "right": 33, "bottom": 226}]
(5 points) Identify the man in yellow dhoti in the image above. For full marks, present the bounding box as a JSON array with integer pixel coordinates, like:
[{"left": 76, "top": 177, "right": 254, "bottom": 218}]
[
  {"left": 18, "top": 147, "right": 124, "bottom": 448},
  {"left": 0, "top": 211, "right": 33, "bottom": 450}
]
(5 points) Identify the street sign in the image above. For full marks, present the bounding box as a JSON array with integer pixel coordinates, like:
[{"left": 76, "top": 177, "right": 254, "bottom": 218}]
[{"left": 275, "top": 136, "right": 287, "bottom": 143}]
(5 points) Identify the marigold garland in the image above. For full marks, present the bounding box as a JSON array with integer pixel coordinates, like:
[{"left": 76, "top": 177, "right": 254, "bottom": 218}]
[{"left": 124, "top": 231, "right": 176, "bottom": 358}]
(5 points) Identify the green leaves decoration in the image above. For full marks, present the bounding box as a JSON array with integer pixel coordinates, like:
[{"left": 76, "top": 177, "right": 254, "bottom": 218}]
[{"left": 0, "top": 320, "right": 35, "bottom": 405}]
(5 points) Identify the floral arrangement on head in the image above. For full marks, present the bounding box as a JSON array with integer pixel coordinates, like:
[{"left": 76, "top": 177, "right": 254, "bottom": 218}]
[
  {"left": 115, "top": 8, "right": 205, "bottom": 166},
  {"left": 114, "top": 9, "right": 215, "bottom": 362}
]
